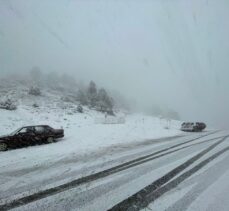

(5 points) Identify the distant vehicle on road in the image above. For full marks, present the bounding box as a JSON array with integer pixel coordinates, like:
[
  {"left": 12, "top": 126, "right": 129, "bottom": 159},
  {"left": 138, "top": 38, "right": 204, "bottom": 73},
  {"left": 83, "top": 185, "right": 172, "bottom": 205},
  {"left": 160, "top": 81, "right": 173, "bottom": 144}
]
[
  {"left": 181, "top": 122, "right": 206, "bottom": 132},
  {"left": 0, "top": 125, "right": 64, "bottom": 151}
]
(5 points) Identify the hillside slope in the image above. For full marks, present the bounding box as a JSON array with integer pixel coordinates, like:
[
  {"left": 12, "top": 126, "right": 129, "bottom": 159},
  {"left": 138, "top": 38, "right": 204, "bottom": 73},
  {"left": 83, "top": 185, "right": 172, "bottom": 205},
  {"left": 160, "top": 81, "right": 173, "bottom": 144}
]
[{"left": 0, "top": 76, "right": 182, "bottom": 166}]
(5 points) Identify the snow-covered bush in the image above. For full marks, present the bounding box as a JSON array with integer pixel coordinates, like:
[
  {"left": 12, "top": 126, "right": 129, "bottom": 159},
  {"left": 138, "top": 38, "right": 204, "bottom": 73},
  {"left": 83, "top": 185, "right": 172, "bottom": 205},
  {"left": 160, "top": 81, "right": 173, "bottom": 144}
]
[
  {"left": 0, "top": 99, "right": 17, "bottom": 110},
  {"left": 28, "top": 86, "right": 41, "bottom": 96},
  {"left": 77, "top": 104, "right": 83, "bottom": 113},
  {"left": 32, "top": 103, "right": 39, "bottom": 108}
]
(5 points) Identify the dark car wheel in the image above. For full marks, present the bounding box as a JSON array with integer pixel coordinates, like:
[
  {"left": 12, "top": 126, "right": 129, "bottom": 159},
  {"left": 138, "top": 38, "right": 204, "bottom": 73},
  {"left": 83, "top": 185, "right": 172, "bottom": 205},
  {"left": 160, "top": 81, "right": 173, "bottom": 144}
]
[
  {"left": 47, "top": 137, "right": 54, "bottom": 144},
  {"left": 0, "top": 142, "right": 8, "bottom": 151}
]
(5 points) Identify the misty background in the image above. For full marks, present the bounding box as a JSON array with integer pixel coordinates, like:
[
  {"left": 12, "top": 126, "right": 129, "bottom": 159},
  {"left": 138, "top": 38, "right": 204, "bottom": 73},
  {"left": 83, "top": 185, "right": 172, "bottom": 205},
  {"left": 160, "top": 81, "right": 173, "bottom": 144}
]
[{"left": 0, "top": 0, "right": 229, "bottom": 129}]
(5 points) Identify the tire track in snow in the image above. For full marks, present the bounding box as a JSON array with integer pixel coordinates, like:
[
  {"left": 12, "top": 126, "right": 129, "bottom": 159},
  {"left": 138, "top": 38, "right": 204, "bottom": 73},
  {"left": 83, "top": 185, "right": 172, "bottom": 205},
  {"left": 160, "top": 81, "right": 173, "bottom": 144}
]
[{"left": 108, "top": 135, "right": 229, "bottom": 211}]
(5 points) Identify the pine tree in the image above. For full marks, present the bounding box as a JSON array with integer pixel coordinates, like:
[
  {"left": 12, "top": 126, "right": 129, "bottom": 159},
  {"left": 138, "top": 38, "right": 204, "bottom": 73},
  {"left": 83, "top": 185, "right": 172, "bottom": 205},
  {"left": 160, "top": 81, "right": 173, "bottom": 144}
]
[
  {"left": 97, "top": 88, "right": 114, "bottom": 112},
  {"left": 87, "top": 81, "right": 98, "bottom": 107},
  {"left": 77, "top": 89, "right": 88, "bottom": 105}
]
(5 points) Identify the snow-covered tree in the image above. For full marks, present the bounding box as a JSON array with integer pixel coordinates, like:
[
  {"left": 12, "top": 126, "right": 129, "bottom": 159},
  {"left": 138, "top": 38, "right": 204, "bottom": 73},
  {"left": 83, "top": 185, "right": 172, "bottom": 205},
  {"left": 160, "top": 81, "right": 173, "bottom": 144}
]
[
  {"left": 88, "top": 81, "right": 97, "bottom": 96},
  {"left": 87, "top": 81, "right": 98, "bottom": 107},
  {"left": 77, "top": 89, "right": 88, "bottom": 105},
  {"left": 96, "top": 88, "right": 114, "bottom": 113}
]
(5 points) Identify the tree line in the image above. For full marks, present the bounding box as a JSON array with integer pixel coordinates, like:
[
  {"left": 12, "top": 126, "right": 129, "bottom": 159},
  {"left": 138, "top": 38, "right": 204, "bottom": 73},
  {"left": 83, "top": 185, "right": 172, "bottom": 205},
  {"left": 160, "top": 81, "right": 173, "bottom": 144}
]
[
  {"left": 30, "top": 67, "right": 115, "bottom": 115},
  {"left": 77, "top": 81, "right": 114, "bottom": 115}
]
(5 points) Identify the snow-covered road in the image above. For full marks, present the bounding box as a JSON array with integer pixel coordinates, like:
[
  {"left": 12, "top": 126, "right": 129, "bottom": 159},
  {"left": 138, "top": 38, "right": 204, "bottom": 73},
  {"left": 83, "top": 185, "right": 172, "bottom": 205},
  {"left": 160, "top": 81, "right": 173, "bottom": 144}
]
[{"left": 1, "top": 130, "right": 229, "bottom": 211}]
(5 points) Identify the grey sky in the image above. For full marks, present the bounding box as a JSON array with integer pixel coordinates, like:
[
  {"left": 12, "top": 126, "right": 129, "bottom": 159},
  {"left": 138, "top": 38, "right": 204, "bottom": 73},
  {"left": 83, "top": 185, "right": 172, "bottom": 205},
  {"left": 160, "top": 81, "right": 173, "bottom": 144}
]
[{"left": 0, "top": 0, "right": 229, "bottom": 128}]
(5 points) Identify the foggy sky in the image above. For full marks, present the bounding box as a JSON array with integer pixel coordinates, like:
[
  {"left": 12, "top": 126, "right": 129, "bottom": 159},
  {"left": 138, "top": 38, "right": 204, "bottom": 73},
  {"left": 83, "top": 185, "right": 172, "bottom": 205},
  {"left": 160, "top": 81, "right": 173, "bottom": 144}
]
[{"left": 0, "top": 0, "right": 229, "bottom": 129}]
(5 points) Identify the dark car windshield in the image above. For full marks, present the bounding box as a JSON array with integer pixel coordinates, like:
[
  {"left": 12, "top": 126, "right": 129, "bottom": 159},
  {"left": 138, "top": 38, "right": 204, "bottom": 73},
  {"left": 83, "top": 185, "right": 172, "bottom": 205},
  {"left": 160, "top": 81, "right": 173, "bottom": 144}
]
[{"left": 10, "top": 128, "right": 23, "bottom": 136}]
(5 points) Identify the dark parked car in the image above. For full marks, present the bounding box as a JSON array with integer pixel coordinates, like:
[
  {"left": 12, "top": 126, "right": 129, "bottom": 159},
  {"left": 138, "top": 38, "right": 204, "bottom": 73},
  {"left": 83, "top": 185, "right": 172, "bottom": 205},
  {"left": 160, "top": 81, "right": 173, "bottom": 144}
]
[
  {"left": 181, "top": 122, "right": 206, "bottom": 132},
  {"left": 0, "top": 125, "right": 64, "bottom": 151}
]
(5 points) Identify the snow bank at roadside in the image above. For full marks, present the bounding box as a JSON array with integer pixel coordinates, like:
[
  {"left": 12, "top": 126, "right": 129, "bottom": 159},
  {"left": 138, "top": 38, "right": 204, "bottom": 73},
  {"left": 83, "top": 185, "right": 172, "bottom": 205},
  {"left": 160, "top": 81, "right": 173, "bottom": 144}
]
[{"left": 0, "top": 105, "right": 182, "bottom": 170}]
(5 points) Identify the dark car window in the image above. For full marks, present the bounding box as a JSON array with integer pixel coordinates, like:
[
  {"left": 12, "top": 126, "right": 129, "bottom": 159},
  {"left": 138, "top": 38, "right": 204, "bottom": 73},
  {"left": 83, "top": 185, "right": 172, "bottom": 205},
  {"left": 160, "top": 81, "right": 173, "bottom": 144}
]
[
  {"left": 18, "top": 128, "right": 27, "bottom": 134},
  {"left": 34, "top": 126, "right": 45, "bottom": 133},
  {"left": 26, "top": 127, "right": 34, "bottom": 133},
  {"left": 44, "top": 126, "right": 53, "bottom": 132}
]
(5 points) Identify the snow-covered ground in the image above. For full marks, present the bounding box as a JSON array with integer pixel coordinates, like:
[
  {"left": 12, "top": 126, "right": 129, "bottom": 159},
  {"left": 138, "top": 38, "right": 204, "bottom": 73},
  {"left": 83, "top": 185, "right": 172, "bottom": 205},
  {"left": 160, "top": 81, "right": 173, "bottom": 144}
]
[
  {"left": 0, "top": 104, "right": 182, "bottom": 168},
  {"left": 1, "top": 99, "right": 228, "bottom": 211},
  {"left": 0, "top": 87, "right": 183, "bottom": 207},
  {"left": 0, "top": 79, "right": 182, "bottom": 171},
  {"left": 1, "top": 83, "right": 228, "bottom": 211}
]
